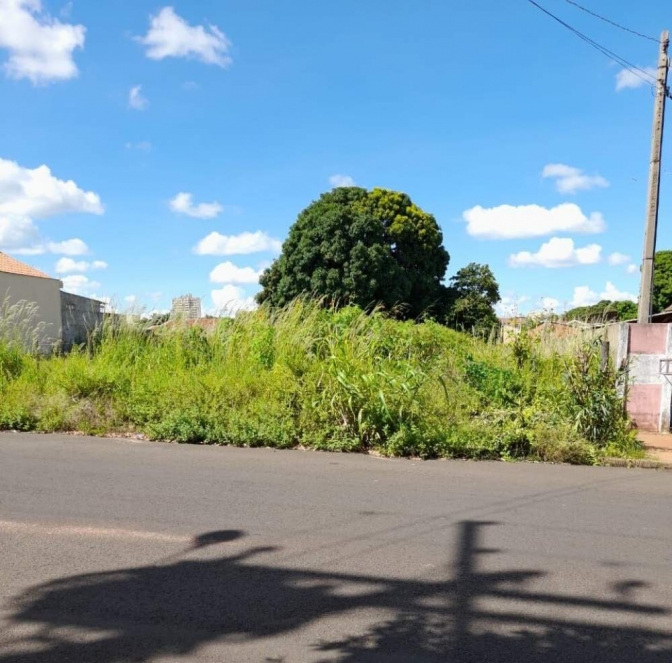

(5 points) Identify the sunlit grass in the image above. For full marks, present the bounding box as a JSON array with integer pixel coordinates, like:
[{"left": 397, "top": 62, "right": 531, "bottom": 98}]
[{"left": 0, "top": 299, "right": 642, "bottom": 464}]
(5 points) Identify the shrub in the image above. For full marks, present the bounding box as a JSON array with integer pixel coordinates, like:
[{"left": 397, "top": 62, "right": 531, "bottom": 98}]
[{"left": 563, "top": 339, "right": 634, "bottom": 447}]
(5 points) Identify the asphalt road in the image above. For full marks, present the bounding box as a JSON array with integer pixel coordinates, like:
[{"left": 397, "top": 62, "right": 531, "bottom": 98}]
[{"left": 1, "top": 433, "right": 672, "bottom": 662}]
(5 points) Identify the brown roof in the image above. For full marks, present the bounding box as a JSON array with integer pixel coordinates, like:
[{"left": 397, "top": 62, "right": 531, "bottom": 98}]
[{"left": 0, "top": 252, "right": 53, "bottom": 280}]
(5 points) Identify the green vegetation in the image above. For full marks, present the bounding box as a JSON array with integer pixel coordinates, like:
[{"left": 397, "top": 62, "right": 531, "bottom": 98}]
[
  {"left": 653, "top": 250, "right": 672, "bottom": 313},
  {"left": 564, "top": 299, "right": 637, "bottom": 323},
  {"left": 446, "top": 263, "right": 501, "bottom": 334},
  {"left": 0, "top": 300, "right": 640, "bottom": 464},
  {"left": 257, "top": 187, "right": 500, "bottom": 332},
  {"left": 146, "top": 312, "right": 170, "bottom": 327}
]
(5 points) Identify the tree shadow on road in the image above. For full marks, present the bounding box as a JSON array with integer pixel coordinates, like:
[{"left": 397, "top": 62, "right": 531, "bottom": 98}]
[{"left": 2, "top": 522, "right": 671, "bottom": 662}]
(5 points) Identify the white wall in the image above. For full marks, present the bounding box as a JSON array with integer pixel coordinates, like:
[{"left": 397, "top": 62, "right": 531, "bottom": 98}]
[{"left": 0, "top": 272, "right": 63, "bottom": 351}]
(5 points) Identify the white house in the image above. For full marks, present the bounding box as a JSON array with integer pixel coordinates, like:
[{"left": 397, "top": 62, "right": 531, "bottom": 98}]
[{"left": 0, "top": 252, "right": 64, "bottom": 350}]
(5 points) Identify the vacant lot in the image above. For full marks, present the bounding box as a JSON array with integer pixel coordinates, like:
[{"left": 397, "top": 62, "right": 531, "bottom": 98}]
[{"left": 1, "top": 303, "right": 640, "bottom": 463}]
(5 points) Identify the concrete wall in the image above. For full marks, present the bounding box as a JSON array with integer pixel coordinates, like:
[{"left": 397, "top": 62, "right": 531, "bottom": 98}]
[
  {"left": 605, "top": 323, "right": 624, "bottom": 365},
  {"left": 613, "top": 323, "right": 672, "bottom": 433},
  {"left": 0, "top": 272, "right": 63, "bottom": 351},
  {"left": 61, "top": 291, "right": 105, "bottom": 351}
]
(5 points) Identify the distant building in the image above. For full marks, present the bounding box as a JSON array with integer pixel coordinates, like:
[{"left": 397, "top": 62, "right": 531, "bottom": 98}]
[
  {"left": 1, "top": 252, "right": 63, "bottom": 351},
  {"left": 171, "top": 294, "right": 202, "bottom": 320}
]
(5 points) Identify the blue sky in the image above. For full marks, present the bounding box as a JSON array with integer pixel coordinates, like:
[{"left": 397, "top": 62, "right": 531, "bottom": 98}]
[{"left": 0, "top": 0, "right": 669, "bottom": 315}]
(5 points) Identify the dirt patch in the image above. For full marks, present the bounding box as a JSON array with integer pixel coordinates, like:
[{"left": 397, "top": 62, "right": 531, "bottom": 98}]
[{"left": 638, "top": 432, "right": 672, "bottom": 465}]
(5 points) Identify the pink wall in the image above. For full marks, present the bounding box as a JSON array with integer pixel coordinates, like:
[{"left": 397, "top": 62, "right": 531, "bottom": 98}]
[
  {"left": 629, "top": 324, "right": 668, "bottom": 355},
  {"left": 627, "top": 384, "right": 662, "bottom": 432}
]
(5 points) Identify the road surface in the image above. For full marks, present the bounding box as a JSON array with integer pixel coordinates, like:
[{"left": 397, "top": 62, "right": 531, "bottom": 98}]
[{"left": 1, "top": 432, "right": 672, "bottom": 662}]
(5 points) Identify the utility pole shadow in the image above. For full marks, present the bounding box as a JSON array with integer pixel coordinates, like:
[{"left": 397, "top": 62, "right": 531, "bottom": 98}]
[{"left": 1, "top": 523, "right": 671, "bottom": 662}]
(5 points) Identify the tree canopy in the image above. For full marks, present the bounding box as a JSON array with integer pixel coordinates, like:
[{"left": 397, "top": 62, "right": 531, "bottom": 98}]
[
  {"left": 564, "top": 300, "right": 637, "bottom": 323},
  {"left": 257, "top": 187, "right": 451, "bottom": 320},
  {"left": 445, "top": 263, "right": 501, "bottom": 333}
]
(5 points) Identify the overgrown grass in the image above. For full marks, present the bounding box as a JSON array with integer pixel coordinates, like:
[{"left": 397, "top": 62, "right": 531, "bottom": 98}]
[{"left": 0, "top": 300, "right": 642, "bottom": 463}]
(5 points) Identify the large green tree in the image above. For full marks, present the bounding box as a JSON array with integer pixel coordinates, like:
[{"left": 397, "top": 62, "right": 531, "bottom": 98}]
[
  {"left": 445, "top": 263, "right": 501, "bottom": 333},
  {"left": 257, "top": 187, "right": 451, "bottom": 319}
]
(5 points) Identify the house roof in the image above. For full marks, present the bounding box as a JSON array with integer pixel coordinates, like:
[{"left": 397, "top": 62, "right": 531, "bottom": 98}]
[{"left": 0, "top": 252, "right": 53, "bottom": 280}]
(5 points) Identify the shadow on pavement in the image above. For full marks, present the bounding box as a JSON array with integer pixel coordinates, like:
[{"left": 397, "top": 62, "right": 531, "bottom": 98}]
[{"left": 2, "top": 522, "right": 671, "bottom": 662}]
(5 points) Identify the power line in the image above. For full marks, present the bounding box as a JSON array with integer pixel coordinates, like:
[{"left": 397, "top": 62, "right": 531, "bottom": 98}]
[
  {"left": 526, "top": 0, "right": 657, "bottom": 88},
  {"left": 527, "top": 0, "right": 656, "bottom": 84},
  {"left": 563, "top": 0, "right": 658, "bottom": 43}
]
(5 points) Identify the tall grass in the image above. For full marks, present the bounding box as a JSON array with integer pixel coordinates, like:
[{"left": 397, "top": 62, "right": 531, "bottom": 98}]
[
  {"left": 0, "top": 295, "right": 46, "bottom": 350},
  {"left": 0, "top": 300, "right": 641, "bottom": 463}
]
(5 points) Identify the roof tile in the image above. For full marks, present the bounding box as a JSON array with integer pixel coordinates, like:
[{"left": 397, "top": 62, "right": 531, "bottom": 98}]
[{"left": 0, "top": 252, "right": 53, "bottom": 280}]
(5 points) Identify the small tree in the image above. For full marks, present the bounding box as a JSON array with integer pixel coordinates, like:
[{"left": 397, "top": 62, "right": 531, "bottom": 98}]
[{"left": 445, "top": 263, "right": 501, "bottom": 334}]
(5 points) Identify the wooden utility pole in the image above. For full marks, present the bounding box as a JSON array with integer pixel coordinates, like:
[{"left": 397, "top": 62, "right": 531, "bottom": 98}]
[{"left": 638, "top": 30, "right": 670, "bottom": 323}]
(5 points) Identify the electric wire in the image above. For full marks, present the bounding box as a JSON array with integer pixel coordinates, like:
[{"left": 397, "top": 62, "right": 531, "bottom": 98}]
[
  {"left": 563, "top": 0, "right": 658, "bottom": 43},
  {"left": 526, "top": 0, "right": 658, "bottom": 88}
]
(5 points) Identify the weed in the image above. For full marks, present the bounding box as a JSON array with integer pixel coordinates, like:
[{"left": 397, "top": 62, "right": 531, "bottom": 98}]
[{"left": 563, "top": 339, "right": 634, "bottom": 447}]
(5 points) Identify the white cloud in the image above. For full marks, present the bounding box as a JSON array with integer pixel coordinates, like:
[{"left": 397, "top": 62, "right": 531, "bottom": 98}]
[
  {"left": 124, "top": 295, "right": 137, "bottom": 304},
  {"left": 462, "top": 203, "right": 605, "bottom": 240},
  {"left": 182, "top": 80, "right": 199, "bottom": 90},
  {"left": 169, "top": 192, "right": 222, "bottom": 219},
  {"left": 616, "top": 66, "right": 657, "bottom": 91},
  {"left": 542, "top": 164, "right": 609, "bottom": 194},
  {"left": 329, "top": 174, "right": 356, "bottom": 188},
  {"left": 509, "top": 237, "right": 602, "bottom": 268},
  {"left": 55, "top": 257, "right": 106, "bottom": 273},
  {"left": 211, "top": 284, "right": 257, "bottom": 316},
  {"left": 495, "top": 294, "right": 530, "bottom": 317},
  {"left": 602, "top": 281, "right": 637, "bottom": 303},
  {"left": 541, "top": 297, "right": 561, "bottom": 311},
  {"left": 570, "top": 286, "right": 599, "bottom": 308},
  {"left": 55, "top": 257, "right": 85, "bottom": 273},
  {"left": 608, "top": 252, "right": 630, "bottom": 266},
  {"left": 0, "top": 215, "right": 89, "bottom": 255},
  {"left": 0, "top": 214, "right": 40, "bottom": 251},
  {"left": 570, "top": 282, "right": 637, "bottom": 307},
  {"left": 626, "top": 263, "right": 639, "bottom": 275},
  {"left": 209, "top": 261, "right": 261, "bottom": 284},
  {"left": 0, "top": 157, "right": 103, "bottom": 218},
  {"left": 46, "top": 238, "right": 88, "bottom": 255},
  {"left": 61, "top": 274, "right": 101, "bottom": 296},
  {"left": 128, "top": 85, "right": 148, "bottom": 110},
  {"left": 125, "top": 141, "right": 152, "bottom": 152},
  {"left": 194, "top": 230, "right": 282, "bottom": 256},
  {"left": 137, "top": 7, "right": 232, "bottom": 67},
  {"left": 0, "top": 0, "right": 85, "bottom": 84}
]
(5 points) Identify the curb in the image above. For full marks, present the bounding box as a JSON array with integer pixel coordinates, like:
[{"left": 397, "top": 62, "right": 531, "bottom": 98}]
[{"left": 602, "top": 457, "right": 672, "bottom": 470}]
